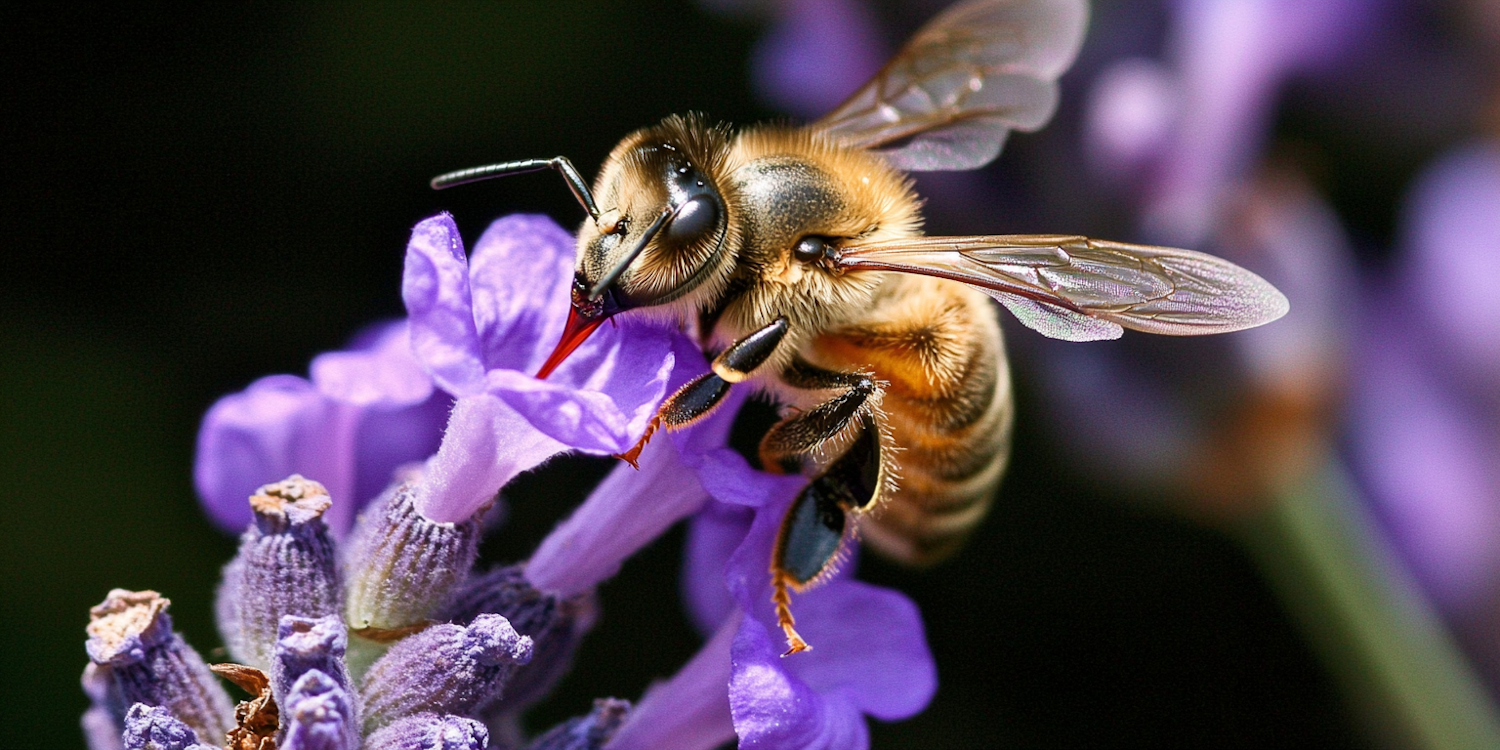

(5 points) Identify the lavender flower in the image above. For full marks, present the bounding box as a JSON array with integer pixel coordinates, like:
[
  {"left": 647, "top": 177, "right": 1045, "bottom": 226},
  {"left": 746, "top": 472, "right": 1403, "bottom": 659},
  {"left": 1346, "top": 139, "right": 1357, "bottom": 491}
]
[
  {"left": 91, "top": 210, "right": 944, "bottom": 749},
  {"left": 400, "top": 213, "right": 684, "bottom": 524},
  {"left": 195, "top": 320, "right": 449, "bottom": 536}
]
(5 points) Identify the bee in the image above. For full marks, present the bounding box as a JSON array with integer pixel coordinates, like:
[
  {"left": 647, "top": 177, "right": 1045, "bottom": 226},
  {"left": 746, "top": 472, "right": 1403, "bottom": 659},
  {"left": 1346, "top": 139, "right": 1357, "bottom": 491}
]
[{"left": 431, "top": 0, "right": 1288, "bottom": 654}]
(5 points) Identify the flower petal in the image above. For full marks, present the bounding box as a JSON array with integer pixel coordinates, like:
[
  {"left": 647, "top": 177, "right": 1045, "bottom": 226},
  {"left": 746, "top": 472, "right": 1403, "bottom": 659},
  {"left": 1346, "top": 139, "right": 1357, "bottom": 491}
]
[
  {"left": 194, "top": 375, "right": 346, "bottom": 533},
  {"left": 683, "top": 502, "right": 754, "bottom": 637},
  {"left": 467, "top": 214, "right": 579, "bottom": 374},
  {"left": 417, "top": 394, "right": 568, "bottom": 524},
  {"left": 310, "top": 321, "right": 434, "bottom": 408},
  {"left": 526, "top": 436, "right": 709, "bottom": 596},
  {"left": 350, "top": 392, "right": 450, "bottom": 508},
  {"left": 729, "top": 615, "right": 869, "bottom": 750},
  {"left": 723, "top": 493, "right": 937, "bottom": 745},
  {"left": 403, "top": 214, "right": 486, "bottom": 396},
  {"left": 609, "top": 613, "right": 738, "bottom": 750},
  {"left": 483, "top": 320, "right": 678, "bottom": 455}
]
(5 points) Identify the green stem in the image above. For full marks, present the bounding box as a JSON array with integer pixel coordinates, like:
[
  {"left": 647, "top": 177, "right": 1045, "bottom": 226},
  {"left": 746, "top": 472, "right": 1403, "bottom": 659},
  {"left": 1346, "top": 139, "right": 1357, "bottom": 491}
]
[{"left": 1236, "top": 452, "right": 1500, "bottom": 750}]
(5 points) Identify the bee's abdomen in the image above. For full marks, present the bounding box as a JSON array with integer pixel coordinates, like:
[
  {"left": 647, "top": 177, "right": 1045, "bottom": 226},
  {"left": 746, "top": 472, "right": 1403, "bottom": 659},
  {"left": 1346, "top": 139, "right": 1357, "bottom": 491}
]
[{"left": 818, "top": 276, "right": 1013, "bottom": 566}]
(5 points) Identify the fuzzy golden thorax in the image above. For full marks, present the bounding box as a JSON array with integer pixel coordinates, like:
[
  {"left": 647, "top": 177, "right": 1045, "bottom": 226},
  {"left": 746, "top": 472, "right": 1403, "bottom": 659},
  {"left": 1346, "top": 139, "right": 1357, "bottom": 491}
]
[{"left": 706, "top": 125, "right": 925, "bottom": 361}]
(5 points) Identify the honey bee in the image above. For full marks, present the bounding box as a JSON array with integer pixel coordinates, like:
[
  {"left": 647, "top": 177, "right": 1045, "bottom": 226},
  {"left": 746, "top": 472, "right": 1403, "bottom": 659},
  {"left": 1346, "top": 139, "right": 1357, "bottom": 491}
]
[{"left": 432, "top": 0, "right": 1287, "bottom": 654}]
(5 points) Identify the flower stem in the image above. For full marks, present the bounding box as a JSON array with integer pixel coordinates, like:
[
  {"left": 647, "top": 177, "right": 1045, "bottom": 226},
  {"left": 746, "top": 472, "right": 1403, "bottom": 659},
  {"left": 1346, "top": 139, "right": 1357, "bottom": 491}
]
[{"left": 1235, "top": 450, "right": 1500, "bottom": 749}]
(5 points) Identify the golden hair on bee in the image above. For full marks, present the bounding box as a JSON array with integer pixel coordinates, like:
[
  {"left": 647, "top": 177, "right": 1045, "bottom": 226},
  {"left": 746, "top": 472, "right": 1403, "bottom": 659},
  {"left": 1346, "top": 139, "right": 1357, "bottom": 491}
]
[{"left": 430, "top": 0, "right": 1288, "bottom": 656}]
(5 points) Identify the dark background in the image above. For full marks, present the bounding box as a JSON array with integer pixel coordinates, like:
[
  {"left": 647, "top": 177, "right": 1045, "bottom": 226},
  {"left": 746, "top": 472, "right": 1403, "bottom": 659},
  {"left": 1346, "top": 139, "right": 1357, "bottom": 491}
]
[{"left": 4, "top": 1, "right": 1442, "bottom": 746}]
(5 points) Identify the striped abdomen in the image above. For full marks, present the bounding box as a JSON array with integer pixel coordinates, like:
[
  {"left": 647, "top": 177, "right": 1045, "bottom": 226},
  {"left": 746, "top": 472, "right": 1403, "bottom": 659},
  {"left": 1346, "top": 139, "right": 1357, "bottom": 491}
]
[{"left": 814, "top": 274, "right": 1013, "bottom": 565}]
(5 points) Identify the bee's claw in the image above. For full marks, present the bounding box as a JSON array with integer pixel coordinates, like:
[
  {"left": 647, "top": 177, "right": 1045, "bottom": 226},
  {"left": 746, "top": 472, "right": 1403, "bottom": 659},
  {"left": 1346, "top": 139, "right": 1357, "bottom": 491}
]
[
  {"left": 772, "top": 571, "right": 813, "bottom": 656},
  {"left": 612, "top": 417, "right": 661, "bottom": 470}
]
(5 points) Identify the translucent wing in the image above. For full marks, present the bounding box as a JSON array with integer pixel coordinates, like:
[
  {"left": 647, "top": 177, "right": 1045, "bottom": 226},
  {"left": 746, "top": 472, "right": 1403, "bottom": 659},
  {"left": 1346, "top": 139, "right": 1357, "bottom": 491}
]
[
  {"left": 812, "top": 0, "right": 1088, "bottom": 172},
  {"left": 834, "top": 235, "right": 1290, "bottom": 341}
]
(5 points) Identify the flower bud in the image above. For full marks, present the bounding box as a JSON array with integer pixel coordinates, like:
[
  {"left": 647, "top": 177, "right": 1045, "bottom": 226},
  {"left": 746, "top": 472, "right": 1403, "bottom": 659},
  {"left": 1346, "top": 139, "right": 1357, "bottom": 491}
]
[
  {"left": 85, "top": 590, "right": 234, "bottom": 745},
  {"left": 343, "top": 483, "right": 481, "bottom": 633},
  {"left": 121, "top": 704, "right": 221, "bottom": 750},
  {"left": 359, "top": 614, "right": 533, "bottom": 733},
  {"left": 281, "top": 669, "right": 360, "bottom": 750},
  {"left": 272, "top": 615, "right": 352, "bottom": 708},
  {"left": 216, "top": 476, "right": 342, "bottom": 670},
  {"left": 439, "top": 565, "right": 596, "bottom": 715},
  {"left": 363, "top": 713, "right": 489, "bottom": 750}
]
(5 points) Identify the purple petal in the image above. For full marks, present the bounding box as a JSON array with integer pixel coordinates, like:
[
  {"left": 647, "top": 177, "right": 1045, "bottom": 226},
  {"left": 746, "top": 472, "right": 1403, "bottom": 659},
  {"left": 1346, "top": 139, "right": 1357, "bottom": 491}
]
[
  {"left": 310, "top": 321, "right": 434, "bottom": 408},
  {"left": 670, "top": 388, "right": 804, "bottom": 508},
  {"left": 487, "top": 318, "right": 680, "bottom": 455},
  {"left": 351, "top": 391, "right": 450, "bottom": 508},
  {"left": 1403, "top": 142, "right": 1500, "bottom": 375},
  {"left": 403, "top": 214, "right": 486, "bottom": 396},
  {"left": 608, "top": 613, "right": 738, "bottom": 750},
  {"left": 417, "top": 394, "right": 568, "bottom": 523},
  {"left": 683, "top": 502, "right": 754, "bottom": 637},
  {"left": 729, "top": 616, "right": 870, "bottom": 750},
  {"left": 526, "top": 436, "right": 710, "bottom": 596},
  {"left": 466, "top": 214, "right": 578, "bottom": 374},
  {"left": 194, "top": 375, "right": 353, "bottom": 533},
  {"left": 723, "top": 494, "right": 937, "bottom": 745}
]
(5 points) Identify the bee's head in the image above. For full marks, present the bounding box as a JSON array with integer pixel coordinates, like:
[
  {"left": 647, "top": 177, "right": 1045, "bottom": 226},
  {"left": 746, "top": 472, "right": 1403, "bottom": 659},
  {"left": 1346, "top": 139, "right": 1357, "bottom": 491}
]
[{"left": 538, "top": 115, "right": 737, "bottom": 378}]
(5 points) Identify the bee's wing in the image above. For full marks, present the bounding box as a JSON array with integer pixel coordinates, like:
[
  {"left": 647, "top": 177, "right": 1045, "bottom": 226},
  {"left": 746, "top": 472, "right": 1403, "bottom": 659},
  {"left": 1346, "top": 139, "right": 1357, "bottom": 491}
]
[
  {"left": 811, "top": 0, "right": 1088, "bottom": 172},
  {"left": 835, "top": 235, "right": 1290, "bottom": 341}
]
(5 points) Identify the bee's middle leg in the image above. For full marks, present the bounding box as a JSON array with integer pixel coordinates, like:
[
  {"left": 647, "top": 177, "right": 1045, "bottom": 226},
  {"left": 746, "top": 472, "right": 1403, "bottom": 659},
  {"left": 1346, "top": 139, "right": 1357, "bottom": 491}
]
[{"left": 614, "top": 316, "right": 789, "bottom": 467}]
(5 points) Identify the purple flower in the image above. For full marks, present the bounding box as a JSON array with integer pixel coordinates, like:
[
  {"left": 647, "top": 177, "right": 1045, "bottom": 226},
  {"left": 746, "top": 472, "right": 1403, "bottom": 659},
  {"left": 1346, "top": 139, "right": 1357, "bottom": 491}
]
[
  {"left": 523, "top": 383, "right": 801, "bottom": 598},
  {"left": 1083, "top": 0, "right": 1373, "bottom": 246},
  {"left": 724, "top": 494, "right": 936, "bottom": 749},
  {"left": 608, "top": 477, "right": 935, "bottom": 750},
  {"left": 1348, "top": 143, "right": 1500, "bottom": 611},
  {"left": 399, "top": 213, "right": 685, "bottom": 523},
  {"left": 194, "top": 320, "right": 449, "bottom": 535}
]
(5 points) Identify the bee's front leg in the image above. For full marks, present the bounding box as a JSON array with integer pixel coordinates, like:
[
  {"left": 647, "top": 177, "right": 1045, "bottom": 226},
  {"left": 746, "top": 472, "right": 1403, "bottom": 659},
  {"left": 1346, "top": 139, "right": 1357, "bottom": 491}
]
[
  {"left": 760, "top": 358, "right": 893, "bottom": 655},
  {"left": 614, "top": 316, "right": 789, "bottom": 467}
]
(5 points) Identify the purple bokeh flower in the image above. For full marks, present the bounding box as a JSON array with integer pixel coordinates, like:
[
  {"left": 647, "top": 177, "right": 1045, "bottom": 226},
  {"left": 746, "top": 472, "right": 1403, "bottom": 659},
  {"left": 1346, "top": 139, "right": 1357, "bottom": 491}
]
[
  {"left": 195, "top": 320, "right": 450, "bottom": 535},
  {"left": 1348, "top": 143, "right": 1500, "bottom": 612}
]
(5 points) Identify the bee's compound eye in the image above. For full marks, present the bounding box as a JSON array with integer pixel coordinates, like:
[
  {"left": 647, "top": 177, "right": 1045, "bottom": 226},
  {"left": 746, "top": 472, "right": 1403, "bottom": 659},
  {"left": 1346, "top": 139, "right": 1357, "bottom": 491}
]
[
  {"left": 665, "top": 193, "right": 719, "bottom": 245},
  {"left": 793, "top": 236, "right": 828, "bottom": 263}
]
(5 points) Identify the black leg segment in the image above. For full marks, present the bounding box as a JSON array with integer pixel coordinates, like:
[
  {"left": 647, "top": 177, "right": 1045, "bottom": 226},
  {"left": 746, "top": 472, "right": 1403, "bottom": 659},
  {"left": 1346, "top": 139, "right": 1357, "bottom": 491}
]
[
  {"left": 759, "top": 377, "right": 877, "bottom": 466},
  {"left": 660, "top": 372, "right": 732, "bottom": 427},
  {"left": 712, "top": 316, "right": 789, "bottom": 383}
]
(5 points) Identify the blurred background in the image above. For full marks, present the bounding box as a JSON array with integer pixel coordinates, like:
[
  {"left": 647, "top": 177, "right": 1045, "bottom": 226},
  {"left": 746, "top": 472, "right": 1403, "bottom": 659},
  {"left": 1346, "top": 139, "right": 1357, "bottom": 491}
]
[{"left": 4, "top": 1, "right": 1499, "bottom": 747}]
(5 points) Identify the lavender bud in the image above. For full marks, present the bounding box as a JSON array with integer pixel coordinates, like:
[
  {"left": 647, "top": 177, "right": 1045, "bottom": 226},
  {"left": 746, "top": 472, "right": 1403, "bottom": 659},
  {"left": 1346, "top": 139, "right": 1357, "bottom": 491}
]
[
  {"left": 281, "top": 669, "right": 360, "bottom": 750},
  {"left": 216, "top": 475, "right": 342, "bottom": 671},
  {"left": 121, "top": 704, "right": 219, "bottom": 750},
  {"left": 440, "top": 565, "right": 596, "bottom": 715},
  {"left": 527, "top": 698, "right": 631, "bottom": 750},
  {"left": 85, "top": 590, "right": 234, "bottom": 744},
  {"left": 343, "top": 483, "right": 481, "bottom": 633},
  {"left": 364, "top": 713, "right": 490, "bottom": 750},
  {"left": 360, "top": 614, "right": 533, "bottom": 734},
  {"left": 273, "top": 615, "right": 352, "bottom": 706}
]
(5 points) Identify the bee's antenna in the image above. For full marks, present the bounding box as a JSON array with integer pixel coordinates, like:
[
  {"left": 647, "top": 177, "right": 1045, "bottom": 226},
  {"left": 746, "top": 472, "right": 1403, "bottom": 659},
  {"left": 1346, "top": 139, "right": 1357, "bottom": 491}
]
[
  {"left": 430, "top": 156, "right": 600, "bottom": 222},
  {"left": 590, "top": 207, "right": 672, "bottom": 300}
]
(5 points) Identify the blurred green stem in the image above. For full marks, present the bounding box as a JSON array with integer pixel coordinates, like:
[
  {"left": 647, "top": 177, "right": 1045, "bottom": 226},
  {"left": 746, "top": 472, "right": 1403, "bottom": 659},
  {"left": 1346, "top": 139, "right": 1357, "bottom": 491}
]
[{"left": 1236, "top": 451, "right": 1500, "bottom": 750}]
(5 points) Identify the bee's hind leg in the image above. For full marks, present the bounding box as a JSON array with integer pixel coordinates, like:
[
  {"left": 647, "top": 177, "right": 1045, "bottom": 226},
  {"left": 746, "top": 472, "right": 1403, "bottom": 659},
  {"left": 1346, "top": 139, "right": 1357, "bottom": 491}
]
[
  {"left": 614, "top": 316, "right": 790, "bottom": 467},
  {"left": 762, "top": 359, "right": 893, "bottom": 655}
]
